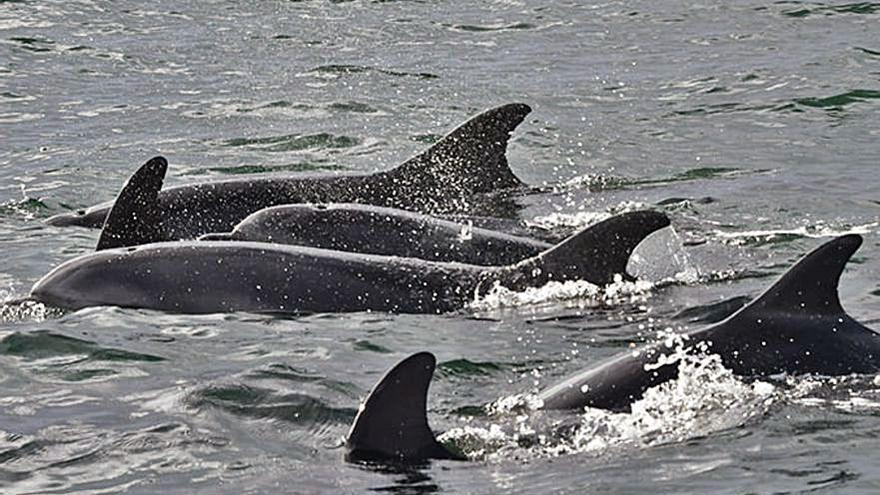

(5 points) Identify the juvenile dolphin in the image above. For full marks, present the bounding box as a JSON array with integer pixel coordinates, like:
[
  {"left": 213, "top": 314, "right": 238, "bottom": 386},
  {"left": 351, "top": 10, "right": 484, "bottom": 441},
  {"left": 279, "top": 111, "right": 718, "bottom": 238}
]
[
  {"left": 345, "top": 234, "right": 880, "bottom": 462},
  {"left": 196, "top": 203, "right": 552, "bottom": 265},
  {"left": 46, "top": 103, "right": 531, "bottom": 240}
]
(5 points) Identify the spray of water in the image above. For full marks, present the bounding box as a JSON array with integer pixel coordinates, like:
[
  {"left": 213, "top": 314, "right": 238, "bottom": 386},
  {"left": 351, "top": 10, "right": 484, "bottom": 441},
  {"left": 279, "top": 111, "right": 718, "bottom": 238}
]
[{"left": 440, "top": 332, "right": 779, "bottom": 461}]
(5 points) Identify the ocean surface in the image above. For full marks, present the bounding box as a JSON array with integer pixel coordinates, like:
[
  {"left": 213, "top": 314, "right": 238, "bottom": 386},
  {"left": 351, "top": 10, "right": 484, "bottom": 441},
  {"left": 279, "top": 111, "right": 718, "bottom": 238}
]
[{"left": 2, "top": 1, "right": 880, "bottom": 493}]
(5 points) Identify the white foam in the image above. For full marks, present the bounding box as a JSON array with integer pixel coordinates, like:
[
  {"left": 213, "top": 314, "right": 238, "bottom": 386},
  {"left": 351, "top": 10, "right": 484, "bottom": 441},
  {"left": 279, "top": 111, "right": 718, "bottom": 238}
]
[
  {"left": 470, "top": 275, "right": 656, "bottom": 311},
  {"left": 526, "top": 201, "right": 647, "bottom": 231},
  {"left": 0, "top": 286, "right": 54, "bottom": 323},
  {"left": 440, "top": 336, "right": 778, "bottom": 461},
  {"left": 713, "top": 221, "right": 876, "bottom": 245}
]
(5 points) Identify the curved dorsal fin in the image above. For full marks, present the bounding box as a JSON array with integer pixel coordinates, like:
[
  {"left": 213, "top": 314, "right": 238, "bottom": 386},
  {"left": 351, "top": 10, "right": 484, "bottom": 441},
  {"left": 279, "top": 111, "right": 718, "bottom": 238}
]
[
  {"left": 735, "top": 234, "right": 862, "bottom": 317},
  {"left": 500, "top": 211, "right": 670, "bottom": 290},
  {"left": 345, "top": 352, "right": 460, "bottom": 463},
  {"left": 389, "top": 103, "right": 529, "bottom": 194},
  {"left": 96, "top": 156, "right": 167, "bottom": 250}
]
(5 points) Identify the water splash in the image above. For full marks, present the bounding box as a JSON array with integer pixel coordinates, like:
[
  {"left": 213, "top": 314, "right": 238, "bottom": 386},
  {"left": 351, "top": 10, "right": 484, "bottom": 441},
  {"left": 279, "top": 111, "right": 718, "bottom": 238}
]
[
  {"left": 0, "top": 185, "right": 49, "bottom": 220},
  {"left": 0, "top": 300, "right": 57, "bottom": 323},
  {"left": 440, "top": 334, "right": 778, "bottom": 461},
  {"left": 525, "top": 201, "right": 647, "bottom": 231},
  {"left": 457, "top": 220, "right": 474, "bottom": 242},
  {"left": 713, "top": 221, "right": 876, "bottom": 246},
  {"left": 471, "top": 275, "right": 656, "bottom": 311},
  {"left": 0, "top": 286, "right": 57, "bottom": 323},
  {"left": 469, "top": 262, "right": 733, "bottom": 312},
  {"left": 792, "top": 374, "right": 880, "bottom": 413}
]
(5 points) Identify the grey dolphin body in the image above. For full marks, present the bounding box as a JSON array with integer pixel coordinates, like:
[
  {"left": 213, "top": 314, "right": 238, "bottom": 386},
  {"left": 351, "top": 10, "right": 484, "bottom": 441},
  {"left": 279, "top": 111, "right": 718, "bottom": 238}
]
[
  {"left": 198, "top": 203, "right": 551, "bottom": 265},
  {"left": 345, "top": 234, "right": 880, "bottom": 462},
  {"left": 45, "top": 103, "right": 531, "bottom": 240},
  {"left": 29, "top": 210, "right": 669, "bottom": 314}
]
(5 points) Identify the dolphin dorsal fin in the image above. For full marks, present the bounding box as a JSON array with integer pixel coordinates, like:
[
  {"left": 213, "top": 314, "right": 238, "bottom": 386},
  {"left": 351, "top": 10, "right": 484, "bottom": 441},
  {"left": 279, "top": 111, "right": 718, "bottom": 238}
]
[
  {"left": 345, "top": 352, "right": 459, "bottom": 463},
  {"left": 389, "top": 103, "right": 529, "bottom": 195},
  {"left": 500, "top": 211, "right": 670, "bottom": 290},
  {"left": 96, "top": 156, "right": 167, "bottom": 250},
  {"left": 736, "top": 234, "right": 862, "bottom": 317}
]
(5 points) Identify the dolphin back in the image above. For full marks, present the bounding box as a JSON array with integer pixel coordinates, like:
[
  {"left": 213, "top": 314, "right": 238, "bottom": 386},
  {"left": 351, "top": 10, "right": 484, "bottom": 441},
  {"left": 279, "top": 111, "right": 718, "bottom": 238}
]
[{"left": 707, "top": 234, "right": 880, "bottom": 375}]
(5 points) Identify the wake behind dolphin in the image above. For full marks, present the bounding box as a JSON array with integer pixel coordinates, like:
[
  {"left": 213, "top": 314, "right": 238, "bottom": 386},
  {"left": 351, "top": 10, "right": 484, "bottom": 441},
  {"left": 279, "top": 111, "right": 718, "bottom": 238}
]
[
  {"left": 46, "top": 103, "right": 532, "bottom": 240},
  {"left": 344, "top": 234, "right": 880, "bottom": 462}
]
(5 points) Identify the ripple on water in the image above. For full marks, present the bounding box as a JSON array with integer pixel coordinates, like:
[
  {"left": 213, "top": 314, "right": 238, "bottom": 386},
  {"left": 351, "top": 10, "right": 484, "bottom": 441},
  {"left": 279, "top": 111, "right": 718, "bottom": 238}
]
[
  {"left": 443, "top": 22, "right": 537, "bottom": 33},
  {"left": 0, "top": 330, "right": 164, "bottom": 382},
  {"left": 555, "top": 167, "right": 763, "bottom": 196},
  {"left": 301, "top": 64, "right": 439, "bottom": 81},
  {"left": 437, "top": 358, "right": 504, "bottom": 378},
  {"left": 248, "top": 363, "right": 360, "bottom": 397},
  {"left": 795, "top": 89, "right": 880, "bottom": 110},
  {"left": 181, "top": 161, "right": 347, "bottom": 176},
  {"left": 780, "top": 2, "right": 880, "bottom": 18},
  {"left": 0, "top": 421, "right": 230, "bottom": 494},
  {"left": 222, "top": 132, "right": 362, "bottom": 153},
  {"left": 0, "top": 197, "right": 50, "bottom": 221},
  {"left": 184, "top": 383, "right": 356, "bottom": 441}
]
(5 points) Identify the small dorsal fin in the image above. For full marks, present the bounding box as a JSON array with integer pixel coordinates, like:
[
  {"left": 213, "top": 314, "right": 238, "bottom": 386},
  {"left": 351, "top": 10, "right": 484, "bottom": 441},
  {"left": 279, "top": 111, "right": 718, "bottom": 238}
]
[
  {"left": 500, "top": 211, "right": 670, "bottom": 290},
  {"left": 96, "top": 156, "right": 167, "bottom": 250},
  {"left": 735, "top": 234, "right": 862, "bottom": 317},
  {"left": 345, "top": 352, "right": 461, "bottom": 463},
  {"left": 389, "top": 103, "right": 529, "bottom": 195}
]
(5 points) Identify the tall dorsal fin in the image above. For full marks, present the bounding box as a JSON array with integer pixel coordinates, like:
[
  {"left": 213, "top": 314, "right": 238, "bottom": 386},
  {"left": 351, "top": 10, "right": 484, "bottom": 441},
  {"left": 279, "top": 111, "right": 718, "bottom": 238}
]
[
  {"left": 96, "top": 156, "right": 167, "bottom": 250},
  {"left": 345, "top": 352, "right": 461, "bottom": 463},
  {"left": 734, "top": 234, "right": 862, "bottom": 317},
  {"left": 498, "top": 211, "right": 670, "bottom": 290},
  {"left": 389, "top": 103, "right": 529, "bottom": 194}
]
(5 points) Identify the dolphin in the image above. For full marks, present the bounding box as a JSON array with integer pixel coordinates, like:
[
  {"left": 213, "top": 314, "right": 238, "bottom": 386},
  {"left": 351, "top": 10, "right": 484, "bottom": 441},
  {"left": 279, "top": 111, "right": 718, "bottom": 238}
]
[
  {"left": 197, "top": 203, "right": 551, "bottom": 265},
  {"left": 345, "top": 234, "right": 880, "bottom": 462},
  {"left": 29, "top": 210, "right": 668, "bottom": 315},
  {"left": 45, "top": 103, "right": 531, "bottom": 240}
]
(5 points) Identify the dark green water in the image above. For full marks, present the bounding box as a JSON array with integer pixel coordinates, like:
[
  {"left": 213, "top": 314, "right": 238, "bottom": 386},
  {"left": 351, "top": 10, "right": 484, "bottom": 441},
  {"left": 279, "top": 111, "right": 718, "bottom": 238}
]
[{"left": 1, "top": 1, "right": 880, "bottom": 493}]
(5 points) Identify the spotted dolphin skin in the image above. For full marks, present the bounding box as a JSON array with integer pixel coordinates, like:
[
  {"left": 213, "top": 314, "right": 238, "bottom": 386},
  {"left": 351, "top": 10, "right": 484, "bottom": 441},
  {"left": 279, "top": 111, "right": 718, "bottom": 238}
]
[
  {"left": 345, "top": 234, "right": 880, "bottom": 462},
  {"left": 46, "top": 103, "right": 532, "bottom": 240}
]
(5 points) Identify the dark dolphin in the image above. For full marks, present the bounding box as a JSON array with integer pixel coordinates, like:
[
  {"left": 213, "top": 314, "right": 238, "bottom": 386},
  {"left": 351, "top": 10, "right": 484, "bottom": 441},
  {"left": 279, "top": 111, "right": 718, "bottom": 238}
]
[
  {"left": 195, "top": 203, "right": 551, "bottom": 265},
  {"left": 345, "top": 234, "right": 880, "bottom": 462},
  {"left": 46, "top": 103, "right": 532, "bottom": 239},
  {"left": 30, "top": 210, "right": 669, "bottom": 315}
]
